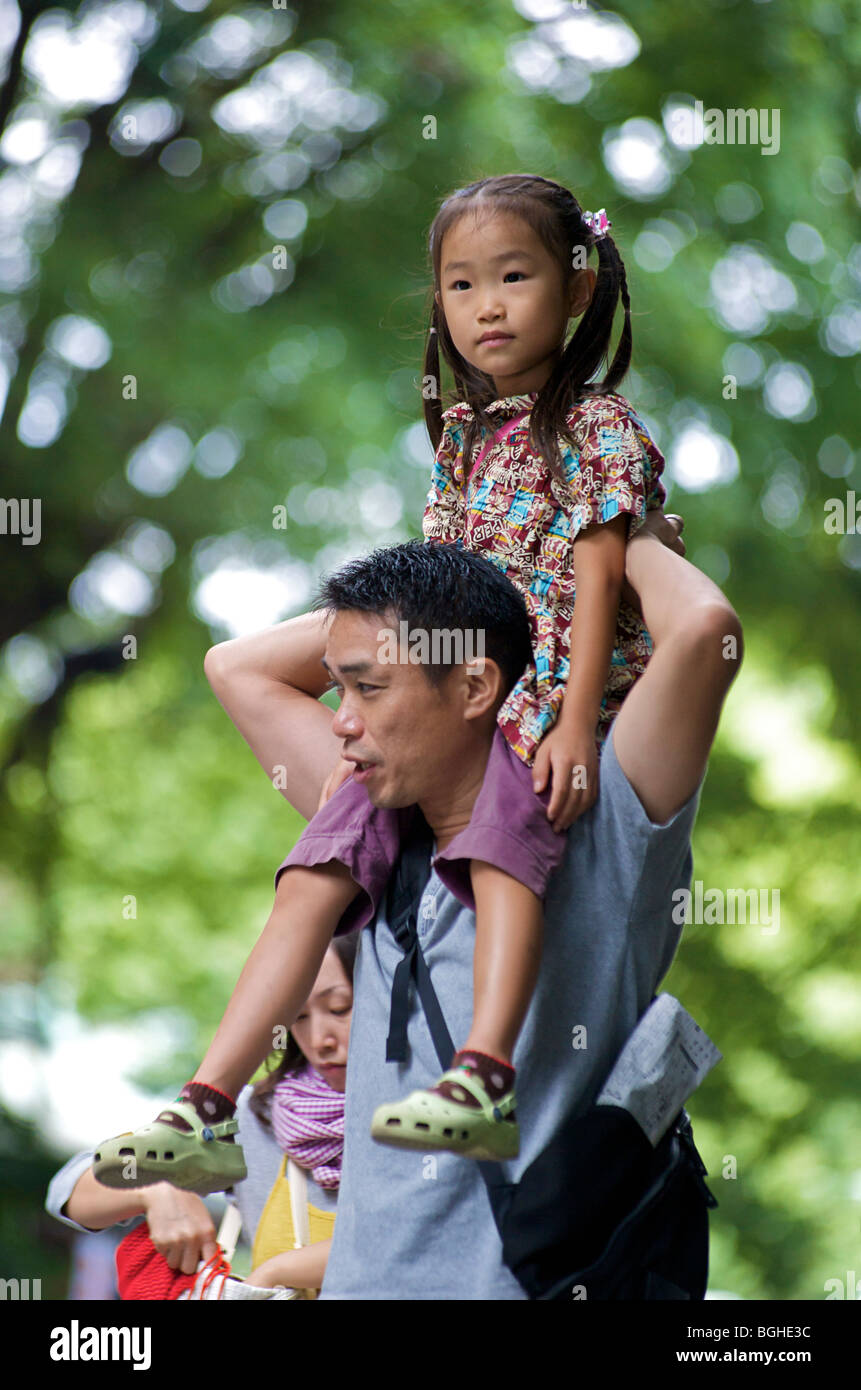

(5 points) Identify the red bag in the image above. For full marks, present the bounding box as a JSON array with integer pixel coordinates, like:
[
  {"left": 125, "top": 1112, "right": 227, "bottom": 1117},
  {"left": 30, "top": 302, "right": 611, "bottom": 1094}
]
[{"left": 115, "top": 1221, "right": 227, "bottom": 1300}]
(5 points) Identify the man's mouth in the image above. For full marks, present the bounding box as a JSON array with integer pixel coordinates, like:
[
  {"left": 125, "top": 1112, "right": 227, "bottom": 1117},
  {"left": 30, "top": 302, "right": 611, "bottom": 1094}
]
[{"left": 348, "top": 757, "right": 377, "bottom": 783}]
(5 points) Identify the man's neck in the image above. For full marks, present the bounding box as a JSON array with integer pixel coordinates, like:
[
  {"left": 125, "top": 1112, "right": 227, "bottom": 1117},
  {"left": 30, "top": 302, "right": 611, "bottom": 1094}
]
[{"left": 417, "top": 745, "right": 492, "bottom": 854}]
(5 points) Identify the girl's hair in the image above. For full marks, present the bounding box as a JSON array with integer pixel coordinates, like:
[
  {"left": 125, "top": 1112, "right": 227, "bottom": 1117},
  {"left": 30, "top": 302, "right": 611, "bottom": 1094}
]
[
  {"left": 423, "top": 173, "right": 633, "bottom": 487},
  {"left": 248, "top": 931, "right": 358, "bottom": 1130}
]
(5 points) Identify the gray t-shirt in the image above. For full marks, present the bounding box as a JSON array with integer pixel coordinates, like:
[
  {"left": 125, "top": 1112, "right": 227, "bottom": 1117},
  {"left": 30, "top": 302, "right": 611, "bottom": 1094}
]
[{"left": 318, "top": 720, "right": 702, "bottom": 1300}]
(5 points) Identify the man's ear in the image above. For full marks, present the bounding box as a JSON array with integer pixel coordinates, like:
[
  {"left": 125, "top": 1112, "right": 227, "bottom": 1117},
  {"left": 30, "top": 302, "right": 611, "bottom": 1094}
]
[
  {"left": 462, "top": 656, "right": 505, "bottom": 720},
  {"left": 569, "top": 267, "right": 597, "bottom": 319}
]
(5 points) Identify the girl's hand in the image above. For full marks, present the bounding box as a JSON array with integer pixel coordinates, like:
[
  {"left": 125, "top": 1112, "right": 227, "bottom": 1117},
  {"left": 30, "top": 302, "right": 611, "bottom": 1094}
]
[
  {"left": 532, "top": 722, "right": 600, "bottom": 832},
  {"left": 140, "top": 1183, "right": 218, "bottom": 1275},
  {"left": 317, "top": 756, "right": 354, "bottom": 811}
]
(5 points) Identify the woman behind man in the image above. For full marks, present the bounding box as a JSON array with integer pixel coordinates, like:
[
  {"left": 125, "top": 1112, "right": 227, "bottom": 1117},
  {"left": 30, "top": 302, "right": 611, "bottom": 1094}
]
[{"left": 45, "top": 935, "right": 356, "bottom": 1298}]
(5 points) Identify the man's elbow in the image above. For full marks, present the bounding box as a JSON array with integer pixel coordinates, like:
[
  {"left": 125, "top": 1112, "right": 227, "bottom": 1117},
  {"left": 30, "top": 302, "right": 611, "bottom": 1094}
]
[
  {"left": 203, "top": 640, "right": 235, "bottom": 691},
  {"left": 685, "top": 602, "right": 744, "bottom": 685}
]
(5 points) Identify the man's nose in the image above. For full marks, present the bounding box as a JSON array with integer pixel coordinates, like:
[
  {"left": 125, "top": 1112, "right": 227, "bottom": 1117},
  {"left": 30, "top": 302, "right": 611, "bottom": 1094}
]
[{"left": 331, "top": 697, "right": 363, "bottom": 739}]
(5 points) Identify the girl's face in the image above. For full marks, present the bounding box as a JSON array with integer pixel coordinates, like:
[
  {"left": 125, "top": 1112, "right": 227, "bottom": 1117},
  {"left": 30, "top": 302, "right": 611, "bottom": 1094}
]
[
  {"left": 290, "top": 946, "right": 352, "bottom": 1093},
  {"left": 436, "top": 209, "right": 595, "bottom": 398}
]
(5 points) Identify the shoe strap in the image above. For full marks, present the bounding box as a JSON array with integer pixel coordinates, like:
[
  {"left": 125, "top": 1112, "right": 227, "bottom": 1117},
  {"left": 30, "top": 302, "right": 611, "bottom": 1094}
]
[
  {"left": 435, "top": 1067, "right": 516, "bottom": 1120},
  {"left": 164, "top": 1099, "right": 239, "bottom": 1140}
]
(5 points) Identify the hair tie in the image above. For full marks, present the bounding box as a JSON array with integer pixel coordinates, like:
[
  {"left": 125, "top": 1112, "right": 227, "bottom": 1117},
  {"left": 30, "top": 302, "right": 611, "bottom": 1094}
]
[{"left": 582, "top": 208, "right": 612, "bottom": 239}]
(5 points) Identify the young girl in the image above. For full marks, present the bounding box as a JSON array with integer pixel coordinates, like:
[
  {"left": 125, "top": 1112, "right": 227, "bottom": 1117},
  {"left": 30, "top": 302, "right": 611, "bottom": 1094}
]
[
  {"left": 92, "top": 173, "right": 666, "bottom": 1189},
  {"left": 48, "top": 936, "right": 355, "bottom": 1298}
]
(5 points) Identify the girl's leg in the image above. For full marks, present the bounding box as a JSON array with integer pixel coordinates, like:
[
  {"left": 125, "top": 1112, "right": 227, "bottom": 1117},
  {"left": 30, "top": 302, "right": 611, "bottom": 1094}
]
[
  {"left": 463, "top": 862, "right": 543, "bottom": 1064},
  {"left": 191, "top": 861, "right": 358, "bottom": 1098},
  {"left": 94, "top": 779, "right": 406, "bottom": 1192},
  {"left": 371, "top": 727, "right": 564, "bottom": 1160}
]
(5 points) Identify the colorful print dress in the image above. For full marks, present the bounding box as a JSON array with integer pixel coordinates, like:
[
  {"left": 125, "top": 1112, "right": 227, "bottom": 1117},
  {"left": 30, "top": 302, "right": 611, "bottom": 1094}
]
[{"left": 421, "top": 390, "right": 667, "bottom": 764}]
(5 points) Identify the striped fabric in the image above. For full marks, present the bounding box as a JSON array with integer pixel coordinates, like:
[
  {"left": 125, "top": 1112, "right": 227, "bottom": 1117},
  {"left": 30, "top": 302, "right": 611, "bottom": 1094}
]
[{"left": 269, "top": 1062, "right": 345, "bottom": 1191}]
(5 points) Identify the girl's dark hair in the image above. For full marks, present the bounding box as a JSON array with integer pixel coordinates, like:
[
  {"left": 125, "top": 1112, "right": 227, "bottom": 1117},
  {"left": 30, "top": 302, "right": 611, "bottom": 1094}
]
[
  {"left": 423, "top": 173, "right": 633, "bottom": 488},
  {"left": 248, "top": 931, "right": 359, "bottom": 1131}
]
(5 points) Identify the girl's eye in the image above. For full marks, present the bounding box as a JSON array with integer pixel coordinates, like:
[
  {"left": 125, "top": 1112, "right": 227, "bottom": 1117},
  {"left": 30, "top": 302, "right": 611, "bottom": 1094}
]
[
  {"left": 451, "top": 279, "right": 470, "bottom": 291},
  {"left": 503, "top": 270, "right": 525, "bottom": 282},
  {"left": 331, "top": 1007, "right": 351, "bottom": 1016}
]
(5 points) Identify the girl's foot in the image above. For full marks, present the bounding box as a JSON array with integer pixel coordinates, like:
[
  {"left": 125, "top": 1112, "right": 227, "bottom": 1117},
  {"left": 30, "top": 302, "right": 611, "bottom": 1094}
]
[
  {"left": 370, "top": 1049, "right": 519, "bottom": 1160},
  {"left": 93, "top": 1082, "right": 247, "bottom": 1196}
]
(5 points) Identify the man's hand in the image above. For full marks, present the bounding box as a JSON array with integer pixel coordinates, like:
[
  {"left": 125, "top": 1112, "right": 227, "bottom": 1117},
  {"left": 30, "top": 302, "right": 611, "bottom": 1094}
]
[
  {"left": 140, "top": 1183, "right": 217, "bottom": 1274},
  {"left": 532, "top": 723, "right": 600, "bottom": 832},
  {"left": 620, "top": 511, "right": 685, "bottom": 614},
  {"left": 640, "top": 509, "right": 685, "bottom": 554},
  {"left": 317, "top": 756, "right": 354, "bottom": 812}
]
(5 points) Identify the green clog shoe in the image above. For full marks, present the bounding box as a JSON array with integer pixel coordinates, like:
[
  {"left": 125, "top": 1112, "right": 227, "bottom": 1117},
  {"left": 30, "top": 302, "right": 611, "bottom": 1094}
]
[
  {"left": 93, "top": 1100, "right": 247, "bottom": 1196},
  {"left": 370, "top": 1067, "right": 519, "bottom": 1161}
]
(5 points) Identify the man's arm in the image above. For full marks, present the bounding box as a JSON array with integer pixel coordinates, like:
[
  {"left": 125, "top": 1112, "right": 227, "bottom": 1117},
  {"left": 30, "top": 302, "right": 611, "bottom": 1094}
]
[
  {"left": 204, "top": 609, "right": 343, "bottom": 822},
  {"left": 612, "top": 524, "right": 743, "bottom": 826}
]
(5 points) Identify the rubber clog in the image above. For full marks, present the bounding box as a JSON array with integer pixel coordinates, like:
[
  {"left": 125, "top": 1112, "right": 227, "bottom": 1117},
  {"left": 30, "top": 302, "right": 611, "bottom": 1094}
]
[
  {"left": 93, "top": 1100, "right": 247, "bottom": 1196},
  {"left": 370, "top": 1066, "right": 520, "bottom": 1160}
]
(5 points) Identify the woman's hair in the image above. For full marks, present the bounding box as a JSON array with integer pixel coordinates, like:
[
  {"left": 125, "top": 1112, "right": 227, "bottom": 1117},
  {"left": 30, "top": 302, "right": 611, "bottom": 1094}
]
[
  {"left": 423, "top": 173, "right": 633, "bottom": 487},
  {"left": 248, "top": 931, "right": 358, "bottom": 1130}
]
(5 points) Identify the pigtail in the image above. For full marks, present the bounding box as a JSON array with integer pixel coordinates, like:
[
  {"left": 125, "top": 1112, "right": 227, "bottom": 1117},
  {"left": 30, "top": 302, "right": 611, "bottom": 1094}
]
[
  {"left": 422, "top": 299, "right": 445, "bottom": 455},
  {"left": 599, "top": 235, "right": 633, "bottom": 392},
  {"left": 530, "top": 201, "right": 633, "bottom": 486}
]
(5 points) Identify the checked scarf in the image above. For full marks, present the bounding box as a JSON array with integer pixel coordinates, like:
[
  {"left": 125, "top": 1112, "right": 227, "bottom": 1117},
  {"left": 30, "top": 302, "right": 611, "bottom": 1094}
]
[{"left": 269, "top": 1061, "right": 345, "bottom": 1190}]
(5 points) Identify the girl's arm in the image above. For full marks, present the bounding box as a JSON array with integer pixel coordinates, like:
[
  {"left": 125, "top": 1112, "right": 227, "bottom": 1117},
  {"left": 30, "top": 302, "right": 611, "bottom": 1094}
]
[
  {"left": 249, "top": 1238, "right": 332, "bottom": 1291},
  {"left": 204, "top": 609, "right": 344, "bottom": 821},
  {"left": 532, "top": 514, "right": 629, "bottom": 830},
  {"left": 559, "top": 514, "right": 629, "bottom": 736}
]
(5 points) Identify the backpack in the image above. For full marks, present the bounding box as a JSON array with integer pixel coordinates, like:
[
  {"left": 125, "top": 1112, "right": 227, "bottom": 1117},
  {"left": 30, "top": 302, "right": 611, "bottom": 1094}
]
[{"left": 381, "top": 811, "right": 718, "bottom": 1301}]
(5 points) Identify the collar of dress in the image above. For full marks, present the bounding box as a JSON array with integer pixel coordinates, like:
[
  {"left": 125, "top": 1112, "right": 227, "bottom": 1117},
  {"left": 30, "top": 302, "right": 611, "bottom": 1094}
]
[{"left": 440, "top": 391, "right": 538, "bottom": 425}]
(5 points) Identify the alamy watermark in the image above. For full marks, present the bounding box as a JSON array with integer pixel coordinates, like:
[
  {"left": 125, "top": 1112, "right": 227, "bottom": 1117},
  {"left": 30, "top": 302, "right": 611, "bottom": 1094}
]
[
  {"left": 377, "top": 621, "right": 485, "bottom": 670},
  {"left": 672, "top": 881, "right": 780, "bottom": 934},
  {"left": 670, "top": 100, "right": 780, "bottom": 156},
  {"left": 0, "top": 1277, "right": 41, "bottom": 1299},
  {"left": 0, "top": 497, "right": 41, "bottom": 545},
  {"left": 824, "top": 492, "right": 860, "bottom": 534}
]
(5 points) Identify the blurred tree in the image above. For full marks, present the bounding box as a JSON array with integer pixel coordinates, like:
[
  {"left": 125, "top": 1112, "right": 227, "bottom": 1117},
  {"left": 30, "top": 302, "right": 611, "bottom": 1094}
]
[{"left": 0, "top": 0, "right": 858, "bottom": 1299}]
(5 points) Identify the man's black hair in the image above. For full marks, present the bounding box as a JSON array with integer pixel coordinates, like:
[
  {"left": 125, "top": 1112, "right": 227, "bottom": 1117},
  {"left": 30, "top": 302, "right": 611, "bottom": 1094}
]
[{"left": 313, "top": 539, "right": 533, "bottom": 698}]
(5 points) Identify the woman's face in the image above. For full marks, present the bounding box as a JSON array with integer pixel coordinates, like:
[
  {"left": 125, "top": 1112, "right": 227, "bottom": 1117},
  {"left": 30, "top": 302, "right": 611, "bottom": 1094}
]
[{"left": 289, "top": 946, "right": 352, "bottom": 1093}]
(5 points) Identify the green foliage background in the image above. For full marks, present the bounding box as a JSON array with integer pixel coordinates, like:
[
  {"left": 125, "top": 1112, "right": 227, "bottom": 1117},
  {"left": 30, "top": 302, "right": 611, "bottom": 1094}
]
[{"left": 0, "top": 0, "right": 859, "bottom": 1298}]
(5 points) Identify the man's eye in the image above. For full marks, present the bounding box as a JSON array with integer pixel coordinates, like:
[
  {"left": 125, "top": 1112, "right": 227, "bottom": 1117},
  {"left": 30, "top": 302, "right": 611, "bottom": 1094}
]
[{"left": 357, "top": 682, "right": 376, "bottom": 693}]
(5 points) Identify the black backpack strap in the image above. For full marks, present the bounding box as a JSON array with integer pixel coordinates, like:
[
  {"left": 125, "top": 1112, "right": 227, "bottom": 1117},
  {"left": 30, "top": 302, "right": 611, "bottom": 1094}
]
[
  {"left": 382, "top": 814, "right": 510, "bottom": 1205},
  {"left": 383, "top": 811, "right": 453, "bottom": 1065}
]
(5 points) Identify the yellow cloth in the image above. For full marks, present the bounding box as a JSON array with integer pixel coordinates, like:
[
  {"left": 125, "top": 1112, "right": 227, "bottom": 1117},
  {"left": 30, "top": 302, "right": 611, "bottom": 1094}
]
[{"left": 251, "top": 1155, "right": 336, "bottom": 1282}]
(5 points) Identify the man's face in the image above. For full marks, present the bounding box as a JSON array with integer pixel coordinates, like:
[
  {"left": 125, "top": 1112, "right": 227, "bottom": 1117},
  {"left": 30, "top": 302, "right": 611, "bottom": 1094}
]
[
  {"left": 436, "top": 209, "right": 592, "bottom": 397},
  {"left": 323, "top": 608, "right": 479, "bottom": 809}
]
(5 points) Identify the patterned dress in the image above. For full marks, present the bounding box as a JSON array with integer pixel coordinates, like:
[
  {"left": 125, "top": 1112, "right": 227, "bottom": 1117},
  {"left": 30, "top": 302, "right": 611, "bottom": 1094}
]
[{"left": 421, "top": 390, "right": 667, "bottom": 765}]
